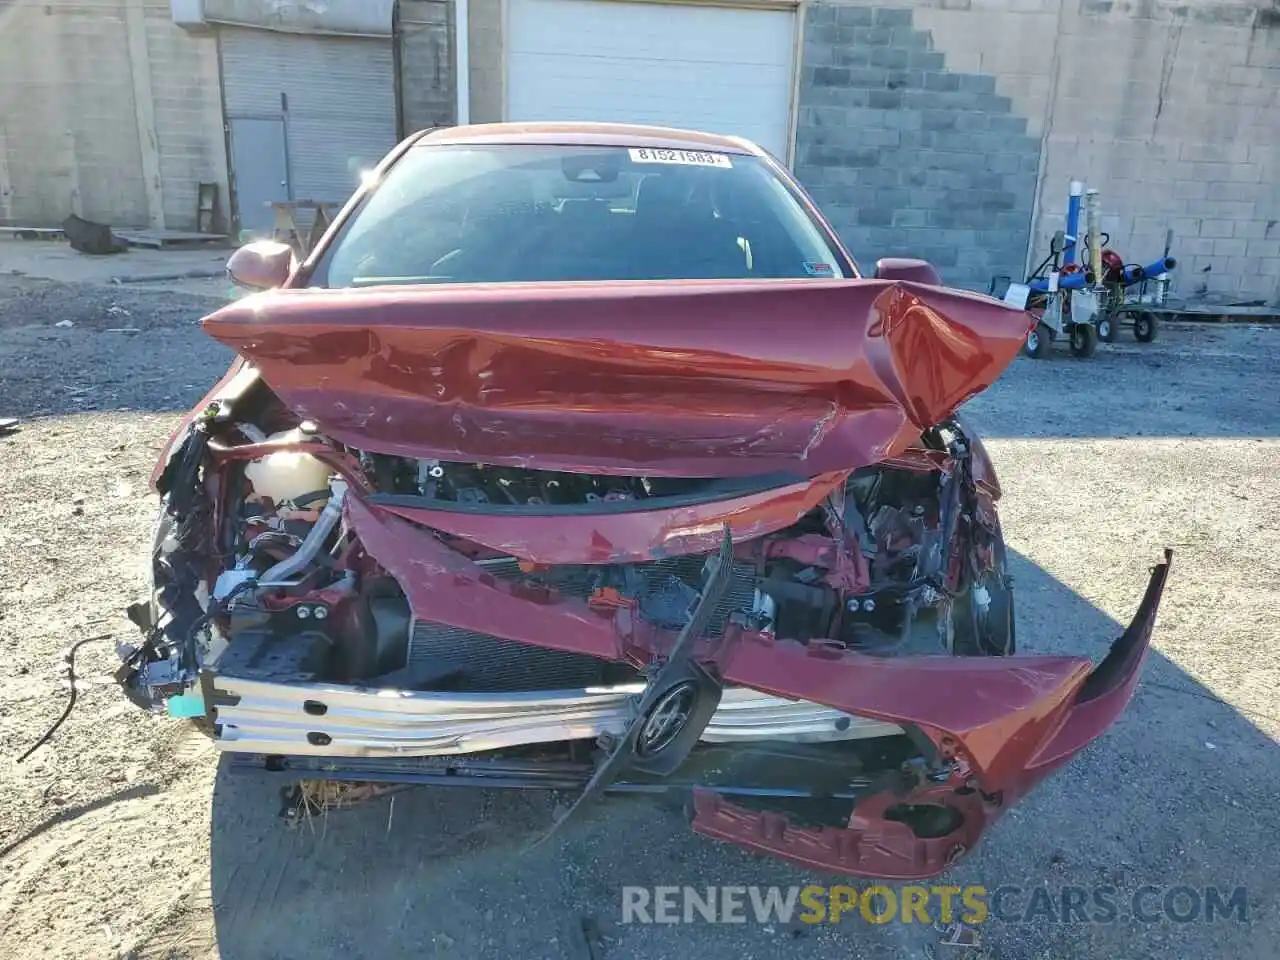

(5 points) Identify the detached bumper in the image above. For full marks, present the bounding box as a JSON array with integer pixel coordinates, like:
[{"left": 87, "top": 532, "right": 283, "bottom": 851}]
[
  {"left": 693, "top": 550, "right": 1173, "bottom": 879},
  {"left": 217, "top": 552, "right": 1170, "bottom": 882}
]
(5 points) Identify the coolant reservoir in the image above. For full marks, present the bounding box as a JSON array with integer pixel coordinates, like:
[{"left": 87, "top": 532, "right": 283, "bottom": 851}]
[{"left": 244, "top": 429, "right": 332, "bottom": 507}]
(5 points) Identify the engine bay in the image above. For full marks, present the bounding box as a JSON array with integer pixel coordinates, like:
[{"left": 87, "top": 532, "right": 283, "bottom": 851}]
[
  {"left": 118, "top": 386, "right": 1013, "bottom": 715},
  {"left": 359, "top": 452, "right": 720, "bottom": 506}
]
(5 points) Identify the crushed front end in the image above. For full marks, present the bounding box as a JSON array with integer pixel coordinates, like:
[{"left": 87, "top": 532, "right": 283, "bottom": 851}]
[{"left": 116, "top": 278, "right": 1170, "bottom": 879}]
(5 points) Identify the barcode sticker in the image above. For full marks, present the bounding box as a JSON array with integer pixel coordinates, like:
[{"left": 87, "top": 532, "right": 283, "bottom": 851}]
[{"left": 628, "top": 148, "right": 733, "bottom": 168}]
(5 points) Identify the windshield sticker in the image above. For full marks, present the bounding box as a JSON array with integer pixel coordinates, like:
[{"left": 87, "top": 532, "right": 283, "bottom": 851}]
[
  {"left": 803, "top": 262, "right": 835, "bottom": 277},
  {"left": 628, "top": 148, "right": 733, "bottom": 169}
]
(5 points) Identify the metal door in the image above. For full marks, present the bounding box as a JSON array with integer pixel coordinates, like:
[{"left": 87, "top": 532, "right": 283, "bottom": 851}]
[
  {"left": 229, "top": 117, "right": 289, "bottom": 235},
  {"left": 219, "top": 27, "right": 397, "bottom": 211}
]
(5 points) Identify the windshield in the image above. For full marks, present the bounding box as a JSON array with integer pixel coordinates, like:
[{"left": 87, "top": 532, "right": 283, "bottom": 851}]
[{"left": 315, "top": 144, "right": 849, "bottom": 287}]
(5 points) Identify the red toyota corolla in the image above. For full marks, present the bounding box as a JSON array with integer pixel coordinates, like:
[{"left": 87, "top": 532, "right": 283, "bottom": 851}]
[{"left": 116, "top": 123, "right": 1170, "bottom": 879}]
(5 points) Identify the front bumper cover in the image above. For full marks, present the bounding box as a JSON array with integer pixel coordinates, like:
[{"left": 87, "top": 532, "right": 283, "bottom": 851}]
[
  {"left": 693, "top": 549, "right": 1172, "bottom": 879},
  {"left": 215, "top": 508, "right": 1170, "bottom": 879}
]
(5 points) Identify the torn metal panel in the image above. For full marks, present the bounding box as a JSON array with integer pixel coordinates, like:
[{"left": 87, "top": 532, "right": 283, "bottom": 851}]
[
  {"left": 345, "top": 493, "right": 628, "bottom": 660},
  {"left": 372, "top": 471, "right": 850, "bottom": 565},
  {"left": 692, "top": 552, "right": 1172, "bottom": 880},
  {"left": 201, "top": 278, "right": 1033, "bottom": 477}
]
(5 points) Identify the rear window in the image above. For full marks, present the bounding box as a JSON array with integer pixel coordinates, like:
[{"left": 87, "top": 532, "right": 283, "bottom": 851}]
[{"left": 314, "top": 144, "right": 848, "bottom": 287}]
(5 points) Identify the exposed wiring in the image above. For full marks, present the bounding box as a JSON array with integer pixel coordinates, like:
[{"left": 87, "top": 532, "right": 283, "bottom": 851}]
[
  {"left": 185, "top": 578, "right": 260, "bottom": 660},
  {"left": 16, "top": 634, "right": 113, "bottom": 763},
  {"left": 248, "top": 530, "right": 304, "bottom": 553}
]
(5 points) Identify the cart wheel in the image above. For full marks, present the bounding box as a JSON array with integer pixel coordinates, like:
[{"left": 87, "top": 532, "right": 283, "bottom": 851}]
[
  {"left": 1096, "top": 313, "right": 1119, "bottom": 343},
  {"left": 1025, "top": 322, "right": 1053, "bottom": 359},
  {"left": 1133, "top": 312, "right": 1158, "bottom": 343},
  {"left": 1069, "top": 322, "right": 1098, "bottom": 358}
]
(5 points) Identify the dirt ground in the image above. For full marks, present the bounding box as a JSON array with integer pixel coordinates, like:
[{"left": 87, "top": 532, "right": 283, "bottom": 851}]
[{"left": 0, "top": 266, "right": 1276, "bottom": 960}]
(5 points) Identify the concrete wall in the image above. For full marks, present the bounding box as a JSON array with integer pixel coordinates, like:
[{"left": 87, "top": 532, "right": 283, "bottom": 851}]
[
  {"left": 922, "top": 0, "right": 1280, "bottom": 302},
  {"left": 798, "top": 0, "right": 1280, "bottom": 300},
  {"left": 796, "top": 2, "right": 1041, "bottom": 289},
  {"left": 0, "top": 0, "right": 230, "bottom": 231},
  {"left": 399, "top": 0, "right": 456, "bottom": 135}
]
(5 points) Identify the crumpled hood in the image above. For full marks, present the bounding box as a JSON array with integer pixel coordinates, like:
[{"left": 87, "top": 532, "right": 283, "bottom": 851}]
[{"left": 202, "top": 278, "right": 1031, "bottom": 477}]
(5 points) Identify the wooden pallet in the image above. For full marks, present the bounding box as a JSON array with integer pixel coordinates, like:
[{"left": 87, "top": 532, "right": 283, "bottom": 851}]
[
  {"left": 2, "top": 225, "right": 229, "bottom": 248},
  {"left": 0, "top": 226, "right": 66, "bottom": 240},
  {"left": 114, "top": 228, "right": 228, "bottom": 249}
]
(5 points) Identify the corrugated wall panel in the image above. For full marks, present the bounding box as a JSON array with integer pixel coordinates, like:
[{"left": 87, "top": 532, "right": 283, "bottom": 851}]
[
  {"left": 219, "top": 26, "right": 398, "bottom": 211},
  {"left": 506, "top": 0, "right": 795, "bottom": 160}
]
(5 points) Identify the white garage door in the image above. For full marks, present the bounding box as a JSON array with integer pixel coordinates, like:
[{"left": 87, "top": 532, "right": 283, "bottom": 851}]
[{"left": 506, "top": 0, "right": 796, "bottom": 161}]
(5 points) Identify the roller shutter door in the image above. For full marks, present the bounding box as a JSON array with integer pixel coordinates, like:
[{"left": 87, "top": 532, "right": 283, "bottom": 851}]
[{"left": 219, "top": 26, "right": 398, "bottom": 222}]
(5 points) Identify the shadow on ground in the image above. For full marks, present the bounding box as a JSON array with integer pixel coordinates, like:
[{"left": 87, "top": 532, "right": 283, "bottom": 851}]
[
  {"left": 963, "top": 324, "right": 1280, "bottom": 442},
  {"left": 207, "top": 552, "right": 1278, "bottom": 960}
]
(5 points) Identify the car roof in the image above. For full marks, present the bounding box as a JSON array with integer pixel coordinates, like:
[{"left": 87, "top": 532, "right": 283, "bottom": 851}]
[{"left": 413, "top": 122, "right": 763, "bottom": 156}]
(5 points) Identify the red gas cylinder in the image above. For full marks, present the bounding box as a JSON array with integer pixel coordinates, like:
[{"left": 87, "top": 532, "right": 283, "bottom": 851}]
[{"left": 1100, "top": 249, "right": 1125, "bottom": 283}]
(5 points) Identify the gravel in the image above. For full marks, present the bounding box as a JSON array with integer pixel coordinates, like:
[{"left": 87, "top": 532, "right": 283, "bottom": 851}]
[{"left": 0, "top": 274, "right": 1276, "bottom": 960}]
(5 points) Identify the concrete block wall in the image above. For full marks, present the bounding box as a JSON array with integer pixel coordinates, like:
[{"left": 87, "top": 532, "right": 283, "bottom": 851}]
[
  {"left": 909, "top": 0, "right": 1280, "bottom": 301},
  {"left": 0, "top": 0, "right": 228, "bottom": 231},
  {"left": 795, "top": 3, "right": 1043, "bottom": 290},
  {"left": 143, "top": 1, "right": 231, "bottom": 231},
  {"left": 399, "top": 0, "right": 457, "bottom": 134}
]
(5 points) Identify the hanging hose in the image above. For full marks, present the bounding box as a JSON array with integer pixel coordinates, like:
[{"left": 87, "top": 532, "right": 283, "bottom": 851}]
[{"left": 15, "top": 634, "right": 113, "bottom": 763}]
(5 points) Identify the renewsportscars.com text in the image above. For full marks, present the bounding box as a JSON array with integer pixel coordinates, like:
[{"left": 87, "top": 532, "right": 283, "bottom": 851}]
[{"left": 620, "top": 884, "right": 1249, "bottom": 926}]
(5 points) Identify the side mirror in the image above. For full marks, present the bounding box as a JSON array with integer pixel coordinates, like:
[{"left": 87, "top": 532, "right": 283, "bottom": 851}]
[
  {"left": 1050, "top": 230, "right": 1066, "bottom": 255},
  {"left": 227, "top": 240, "right": 295, "bottom": 290},
  {"left": 873, "top": 257, "right": 942, "bottom": 285}
]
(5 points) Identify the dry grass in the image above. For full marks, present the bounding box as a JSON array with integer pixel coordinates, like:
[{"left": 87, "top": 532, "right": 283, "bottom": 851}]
[{"left": 288, "top": 780, "right": 405, "bottom": 832}]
